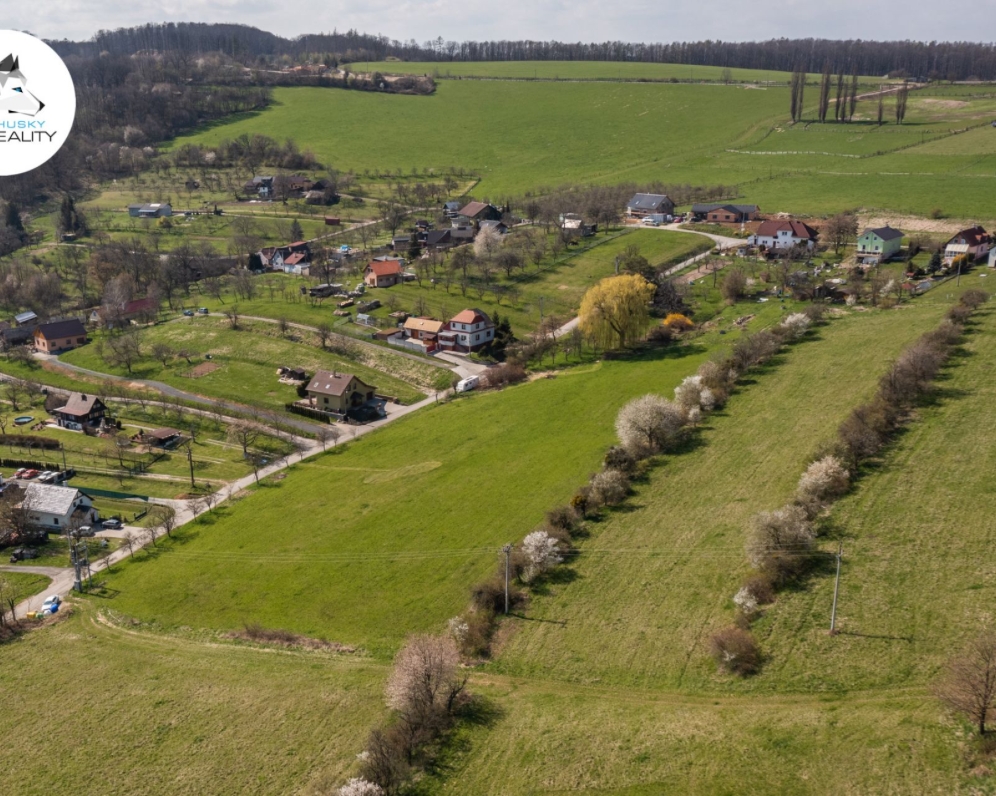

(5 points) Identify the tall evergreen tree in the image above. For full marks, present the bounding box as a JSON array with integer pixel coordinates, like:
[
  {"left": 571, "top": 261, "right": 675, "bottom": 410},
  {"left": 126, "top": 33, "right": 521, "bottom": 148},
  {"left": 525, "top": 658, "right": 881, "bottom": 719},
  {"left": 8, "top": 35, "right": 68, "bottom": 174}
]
[
  {"left": 818, "top": 62, "right": 832, "bottom": 122},
  {"left": 4, "top": 202, "right": 23, "bottom": 233},
  {"left": 834, "top": 73, "right": 845, "bottom": 121},
  {"left": 849, "top": 69, "right": 860, "bottom": 121}
]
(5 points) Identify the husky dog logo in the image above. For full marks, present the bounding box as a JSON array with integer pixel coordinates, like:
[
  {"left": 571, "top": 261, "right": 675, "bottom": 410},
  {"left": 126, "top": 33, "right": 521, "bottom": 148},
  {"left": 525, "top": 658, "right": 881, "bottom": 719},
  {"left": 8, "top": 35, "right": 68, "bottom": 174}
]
[{"left": 0, "top": 53, "right": 44, "bottom": 116}]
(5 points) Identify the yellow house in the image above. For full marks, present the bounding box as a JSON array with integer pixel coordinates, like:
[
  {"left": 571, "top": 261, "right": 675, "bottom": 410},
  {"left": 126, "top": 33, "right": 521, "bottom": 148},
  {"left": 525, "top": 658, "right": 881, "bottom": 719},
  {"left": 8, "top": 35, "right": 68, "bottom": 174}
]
[{"left": 305, "top": 370, "right": 376, "bottom": 414}]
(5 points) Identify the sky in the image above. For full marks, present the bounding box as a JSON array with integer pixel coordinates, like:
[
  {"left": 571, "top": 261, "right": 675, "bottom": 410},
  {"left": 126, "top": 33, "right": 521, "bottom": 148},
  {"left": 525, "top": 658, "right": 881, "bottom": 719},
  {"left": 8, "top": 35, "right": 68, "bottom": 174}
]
[{"left": 5, "top": 0, "right": 996, "bottom": 45}]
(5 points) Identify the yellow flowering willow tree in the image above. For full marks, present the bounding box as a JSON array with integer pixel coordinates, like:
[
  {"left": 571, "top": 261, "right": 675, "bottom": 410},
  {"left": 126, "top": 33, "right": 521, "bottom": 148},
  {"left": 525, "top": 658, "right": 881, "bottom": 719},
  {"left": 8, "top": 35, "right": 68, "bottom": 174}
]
[{"left": 579, "top": 273, "right": 655, "bottom": 349}]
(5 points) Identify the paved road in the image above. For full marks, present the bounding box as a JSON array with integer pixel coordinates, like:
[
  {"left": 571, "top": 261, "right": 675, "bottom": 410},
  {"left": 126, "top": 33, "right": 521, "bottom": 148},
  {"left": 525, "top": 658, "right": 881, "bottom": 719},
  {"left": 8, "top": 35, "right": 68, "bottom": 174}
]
[{"left": 434, "top": 352, "right": 489, "bottom": 379}]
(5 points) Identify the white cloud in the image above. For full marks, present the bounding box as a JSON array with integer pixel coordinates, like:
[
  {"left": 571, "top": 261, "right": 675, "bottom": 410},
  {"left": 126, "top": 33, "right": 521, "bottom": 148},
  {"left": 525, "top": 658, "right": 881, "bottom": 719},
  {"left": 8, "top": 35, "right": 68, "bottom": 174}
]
[{"left": 5, "top": 0, "right": 993, "bottom": 45}]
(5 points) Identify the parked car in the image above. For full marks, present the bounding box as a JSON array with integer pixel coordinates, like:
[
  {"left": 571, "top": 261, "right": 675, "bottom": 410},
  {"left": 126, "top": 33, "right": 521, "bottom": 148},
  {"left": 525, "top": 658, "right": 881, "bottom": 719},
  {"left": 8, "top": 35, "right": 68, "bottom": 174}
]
[
  {"left": 22, "top": 469, "right": 40, "bottom": 479},
  {"left": 101, "top": 518, "right": 123, "bottom": 530},
  {"left": 38, "top": 471, "right": 56, "bottom": 483},
  {"left": 643, "top": 218, "right": 660, "bottom": 226},
  {"left": 198, "top": 307, "right": 209, "bottom": 314},
  {"left": 40, "top": 595, "right": 60, "bottom": 613},
  {"left": 73, "top": 526, "right": 96, "bottom": 538},
  {"left": 9, "top": 547, "right": 40, "bottom": 562},
  {"left": 183, "top": 309, "right": 195, "bottom": 317},
  {"left": 13, "top": 468, "right": 26, "bottom": 478}
]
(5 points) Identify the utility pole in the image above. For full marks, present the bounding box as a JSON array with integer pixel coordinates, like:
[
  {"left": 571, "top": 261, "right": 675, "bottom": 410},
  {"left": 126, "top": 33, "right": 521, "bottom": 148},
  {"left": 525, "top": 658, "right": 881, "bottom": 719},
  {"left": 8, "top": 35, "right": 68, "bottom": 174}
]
[
  {"left": 70, "top": 538, "right": 83, "bottom": 593},
  {"left": 186, "top": 442, "right": 195, "bottom": 488},
  {"left": 502, "top": 543, "right": 512, "bottom": 615},
  {"left": 829, "top": 541, "right": 843, "bottom": 634}
]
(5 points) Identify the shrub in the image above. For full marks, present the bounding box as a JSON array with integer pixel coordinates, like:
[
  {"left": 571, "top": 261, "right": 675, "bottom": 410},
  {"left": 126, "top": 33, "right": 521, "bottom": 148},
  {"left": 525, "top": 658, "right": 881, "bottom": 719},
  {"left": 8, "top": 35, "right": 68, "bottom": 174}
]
[
  {"left": 359, "top": 726, "right": 411, "bottom": 792},
  {"left": 646, "top": 325, "right": 673, "bottom": 345},
  {"left": 709, "top": 627, "right": 761, "bottom": 676},
  {"left": 591, "top": 468, "right": 630, "bottom": 506},
  {"left": 730, "top": 330, "right": 780, "bottom": 372},
  {"left": 947, "top": 304, "right": 973, "bottom": 324},
  {"left": 571, "top": 484, "right": 595, "bottom": 517},
  {"left": 663, "top": 313, "right": 694, "bottom": 331},
  {"left": 746, "top": 505, "right": 815, "bottom": 584},
  {"left": 481, "top": 362, "right": 527, "bottom": 389},
  {"left": 521, "top": 530, "right": 564, "bottom": 582},
  {"left": 615, "top": 394, "right": 687, "bottom": 457},
  {"left": 924, "top": 319, "right": 963, "bottom": 347},
  {"left": 796, "top": 455, "right": 850, "bottom": 511},
  {"left": 697, "top": 360, "right": 734, "bottom": 407},
  {"left": 779, "top": 312, "right": 811, "bottom": 340},
  {"left": 837, "top": 402, "right": 889, "bottom": 468},
  {"left": 742, "top": 573, "right": 775, "bottom": 605},
  {"left": 546, "top": 505, "right": 581, "bottom": 536},
  {"left": 674, "top": 374, "right": 716, "bottom": 412},
  {"left": 720, "top": 269, "right": 748, "bottom": 303},
  {"left": 733, "top": 586, "right": 759, "bottom": 619},
  {"left": 802, "top": 304, "right": 827, "bottom": 323},
  {"left": 338, "top": 778, "right": 385, "bottom": 796},
  {"left": 471, "top": 578, "right": 508, "bottom": 614},
  {"left": 603, "top": 445, "right": 637, "bottom": 473},
  {"left": 960, "top": 289, "right": 988, "bottom": 309}
]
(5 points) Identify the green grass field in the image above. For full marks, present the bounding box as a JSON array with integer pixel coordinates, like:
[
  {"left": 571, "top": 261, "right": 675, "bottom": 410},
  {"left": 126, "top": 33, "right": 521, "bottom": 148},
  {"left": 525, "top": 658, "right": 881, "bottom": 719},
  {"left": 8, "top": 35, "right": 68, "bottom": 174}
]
[
  {"left": 168, "top": 81, "right": 996, "bottom": 218},
  {"left": 0, "top": 607, "right": 384, "bottom": 796},
  {"left": 59, "top": 318, "right": 433, "bottom": 408},
  {"left": 1, "top": 570, "right": 51, "bottom": 600}
]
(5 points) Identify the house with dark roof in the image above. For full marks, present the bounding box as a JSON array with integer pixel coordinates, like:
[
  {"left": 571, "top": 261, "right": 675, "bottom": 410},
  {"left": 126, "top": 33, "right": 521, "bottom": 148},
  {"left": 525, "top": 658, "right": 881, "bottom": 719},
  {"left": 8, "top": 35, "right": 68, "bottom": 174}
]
[
  {"left": 424, "top": 229, "right": 453, "bottom": 250},
  {"left": 626, "top": 193, "right": 675, "bottom": 219},
  {"left": 856, "top": 226, "right": 904, "bottom": 263},
  {"left": 478, "top": 220, "right": 509, "bottom": 236},
  {"left": 127, "top": 203, "right": 172, "bottom": 218},
  {"left": 243, "top": 176, "right": 274, "bottom": 198},
  {"left": 33, "top": 319, "right": 87, "bottom": 353},
  {"left": 457, "top": 201, "right": 502, "bottom": 226},
  {"left": 438, "top": 308, "right": 495, "bottom": 353},
  {"left": 690, "top": 203, "right": 760, "bottom": 223},
  {"left": 747, "top": 220, "right": 819, "bottom": 251},
  {"left": 944, "top": 226, "right": 991, "bottom": 263},
  {"left": 364, "top": 260, "right": 404, "bottom": 288},
  {"left": 52, "top": 392, "right": 106, "bottom": 430},
  {"left": 443, "top": 201, "right": 462, "bottom": 218},
  {"left": 21, "top": 483, "right": 98, "bottom": 531},
  {"left": 304, "top": 370, "right": 376, "bottom": 414}
]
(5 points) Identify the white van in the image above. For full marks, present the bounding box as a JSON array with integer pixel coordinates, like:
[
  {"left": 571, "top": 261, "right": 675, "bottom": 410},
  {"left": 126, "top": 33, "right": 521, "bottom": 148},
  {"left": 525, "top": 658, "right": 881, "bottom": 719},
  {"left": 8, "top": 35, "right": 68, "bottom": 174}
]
[{"left": 455, "top": 376, "right": 480, "bottom": 393}]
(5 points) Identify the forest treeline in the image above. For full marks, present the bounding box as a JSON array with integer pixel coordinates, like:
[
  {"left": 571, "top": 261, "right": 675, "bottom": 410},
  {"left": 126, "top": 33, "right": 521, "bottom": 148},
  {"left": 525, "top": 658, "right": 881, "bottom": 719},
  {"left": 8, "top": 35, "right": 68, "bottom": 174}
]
[{"left": 50, "top": 23, "right": 996, "bottom": 81}]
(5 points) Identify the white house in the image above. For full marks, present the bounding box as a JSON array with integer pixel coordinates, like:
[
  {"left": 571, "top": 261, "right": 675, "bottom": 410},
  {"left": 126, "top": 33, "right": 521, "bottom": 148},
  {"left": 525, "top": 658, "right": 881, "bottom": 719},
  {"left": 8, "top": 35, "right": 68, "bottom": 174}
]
[
  {"left": 439, "top": 308, "right": 495, "bottom": 353},
  {"left": 748, "top": 219, "right": 819, "bottom": 250},
  {"left": 21, "top": 483, "right": 99, "bottom": 532}
]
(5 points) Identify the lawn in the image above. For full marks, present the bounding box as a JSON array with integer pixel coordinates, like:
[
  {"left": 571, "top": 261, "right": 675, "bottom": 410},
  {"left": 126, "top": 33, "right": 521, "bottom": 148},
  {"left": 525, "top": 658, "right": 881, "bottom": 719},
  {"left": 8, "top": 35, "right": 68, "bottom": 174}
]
[
  {"left": 0, "top": 570, "right": 51, "bottom": 600},
  {"left": 167, "top": 82, "right": 996, "bottom": 218},
  {"left": 0, "top": 606, "right": 385, "bottom": 796},
  {"left": 59, "top": 317, "right": 432, "bottom": 408}
]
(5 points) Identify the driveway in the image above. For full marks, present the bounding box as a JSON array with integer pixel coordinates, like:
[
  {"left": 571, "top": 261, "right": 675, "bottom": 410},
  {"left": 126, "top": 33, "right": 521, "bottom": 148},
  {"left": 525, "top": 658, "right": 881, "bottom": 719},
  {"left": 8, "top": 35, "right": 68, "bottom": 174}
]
[{"left": 435, "top": 352, "right": 489, "bottom": 379}]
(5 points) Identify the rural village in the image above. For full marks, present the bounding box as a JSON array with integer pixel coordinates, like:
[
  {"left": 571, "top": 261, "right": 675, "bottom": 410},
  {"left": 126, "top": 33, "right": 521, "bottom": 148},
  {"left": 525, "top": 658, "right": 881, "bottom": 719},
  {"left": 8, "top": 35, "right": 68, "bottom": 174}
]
[{"left": 3, "top": 20, "right": 996, "bottom": 796}]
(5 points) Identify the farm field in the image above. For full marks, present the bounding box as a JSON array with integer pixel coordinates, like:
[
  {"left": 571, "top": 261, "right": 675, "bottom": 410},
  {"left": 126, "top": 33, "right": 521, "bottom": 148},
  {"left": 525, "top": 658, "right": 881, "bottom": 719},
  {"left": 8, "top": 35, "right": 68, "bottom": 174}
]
[
  {"left": 187, "top": 229, "right": 711, "bottom": 336},
  {"left": 169, "top": 81, "right": 996, "bottom": 218},
  {"left": 58, "top": 317, "right": 434, "bottom": 408},
  {"left": 0, "top": 607, "right": 385, "bottom": 796},
  {"left": 85, "top": 298, "right": 798, "bottom": 659}
]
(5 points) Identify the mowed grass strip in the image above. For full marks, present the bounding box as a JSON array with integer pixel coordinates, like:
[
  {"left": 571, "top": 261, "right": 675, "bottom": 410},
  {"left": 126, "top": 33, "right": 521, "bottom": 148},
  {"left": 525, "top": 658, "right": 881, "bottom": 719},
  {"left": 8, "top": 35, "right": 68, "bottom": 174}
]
[
  {"left": 0, "top": 607, "right": 384, "bottom": 796},
  {"left": 1, "top": 571, "right": 51, "bottom": 600},
  {"left": 492, "top": 302, "right": 951, "bottom": 691}
]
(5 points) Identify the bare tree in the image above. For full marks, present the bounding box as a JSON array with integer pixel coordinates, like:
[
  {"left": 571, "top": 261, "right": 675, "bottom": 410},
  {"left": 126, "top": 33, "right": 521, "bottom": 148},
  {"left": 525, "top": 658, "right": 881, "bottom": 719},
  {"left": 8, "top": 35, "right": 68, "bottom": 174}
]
[
  {"left": 936, "top": 632, "right": 996, "bottom": 735},
  {"left": 225, "top": 305, "right": 241, "bottom": 330},
  {"left": 316, "top": 322, "right": 333, "bottom": 349},
  {"left": 227, "top": 418, "right": 262, "bottom": 457},
  {"left": 121, "top": 530, "right": 137, "bottom": 558},
  {"left": 151, "top": 504, "right": 178, "bottom": 539},
  {"left": 150, "top": 342, "right": 175, "bottom": 368}
]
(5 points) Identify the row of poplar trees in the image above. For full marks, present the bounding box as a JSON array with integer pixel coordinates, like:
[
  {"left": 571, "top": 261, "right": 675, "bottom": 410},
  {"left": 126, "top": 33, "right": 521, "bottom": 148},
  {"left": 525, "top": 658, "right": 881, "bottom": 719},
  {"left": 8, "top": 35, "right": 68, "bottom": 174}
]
[{"left": 789, "top": 64, "right": 909, "bottom": 125}]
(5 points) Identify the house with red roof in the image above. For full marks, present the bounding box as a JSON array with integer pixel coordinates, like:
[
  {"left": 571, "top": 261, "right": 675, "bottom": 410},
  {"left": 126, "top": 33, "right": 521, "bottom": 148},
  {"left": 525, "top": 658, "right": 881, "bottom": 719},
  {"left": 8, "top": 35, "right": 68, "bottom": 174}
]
[
  {"left": 747, "top": 219, "right": 819, "bottom": 251},
  {"left": 364, "top": 260, "right": 404, "bottom": 288},
  {"left": 438, "top": 308, "right": 495, "bottom": 353},
  {"left": 944, "top": 226, "right": 991, "bottom": 264}
]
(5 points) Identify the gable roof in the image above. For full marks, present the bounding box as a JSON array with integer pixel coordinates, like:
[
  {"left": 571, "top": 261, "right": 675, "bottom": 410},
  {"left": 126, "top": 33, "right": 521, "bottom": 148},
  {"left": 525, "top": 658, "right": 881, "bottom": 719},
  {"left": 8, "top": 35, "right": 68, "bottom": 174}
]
[
  {"left": 404, "top": 317, "right": 446, "bottom": 335},
  {"left": 425, "top": 230, "right": 452, "bottom": 245},
  {"left": 627, "top": 193, "right": 672, "bottom": 211},
  {"left": 458, "top": 201, "right": 494, "bottom": 218},
  {"left": 22, "top": 483, "right": 89, "bottom": 516},
  {"left": 306, "top": 370, "right": 371, "bottom": 397},
  {"left": 366, "top": 260, "right": 404, "bottom": 277},
  {"left": 947, "top": 226, "right": 990, "bottom": 247},
  {"left": 753, "top": 219, "right": 819, "bottom": 240},
  {"left": 14, "top": 311, "right": 37, "bottom": 325},
  {"left": 691, "top": 203, "right": 759, "bottom": 214},
  {"left": 479, "top": 220, "right": 507, "bottom": 231},
  {"left": 283, "top": 252, "right": 308, "bottom": 266},
  {"left": 450, "top": 308, "right": 493, "bottom": 326},
  {"left": 862, "top": 226, "right": 904, "bottom": 241},
  {"left": 35, "top": 319, "right": 86, "bottom": 339},
  {"left": 147, "top": 427, "right": 181, "bottom": 440},
  {"left": 56, "top": 392, "right": 102, "bottom": 418}
]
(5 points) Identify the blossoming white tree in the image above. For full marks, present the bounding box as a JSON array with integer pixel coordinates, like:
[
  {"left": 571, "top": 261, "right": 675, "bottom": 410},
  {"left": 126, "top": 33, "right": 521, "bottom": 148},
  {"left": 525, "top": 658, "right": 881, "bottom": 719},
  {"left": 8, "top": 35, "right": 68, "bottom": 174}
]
[{"left": 521, "top": 530, "right": 563, "bottom": 582}]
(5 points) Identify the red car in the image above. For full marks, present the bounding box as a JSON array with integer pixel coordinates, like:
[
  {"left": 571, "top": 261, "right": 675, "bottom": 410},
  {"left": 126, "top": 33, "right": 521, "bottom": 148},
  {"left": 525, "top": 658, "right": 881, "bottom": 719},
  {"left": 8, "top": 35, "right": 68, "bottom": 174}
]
[{"left": 22, "top": 469, "right": 40, "bottom": 479}]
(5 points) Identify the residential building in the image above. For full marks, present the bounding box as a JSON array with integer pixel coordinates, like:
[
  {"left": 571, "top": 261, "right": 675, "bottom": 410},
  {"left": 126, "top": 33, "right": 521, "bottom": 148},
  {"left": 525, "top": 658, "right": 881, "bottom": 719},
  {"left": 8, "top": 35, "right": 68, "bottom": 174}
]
[
  {"left": 478, "top": 220, "right": 509, "bottom": 236},
  {"left": 856, "top": 226, "right": 904, "bottom": 263},
  {"left": 127, "top": 203, "right": 172, "bottom": 218},
  {"left": 626, "top": 193, "right": 675, "bottom": 219},
  {"left": 142, "top": 428, "right": 183, "bottom": 449},
  {"left": 282, "top": 251, "right": 310, "bottom": 275},
  {"left": 33, "top": 319, "right": 87, "bottom": 353},
  {"left": 244, "top": 176, "right": 274, "bottom": 198},
  {"left": 402, "top": 317, "right": 446, "bottom": 352},
  {"left": 747, "top": 220, "right": 819, "bottom": 251},
  {"left": 439, "top": 309, "right": 495, "bottom": 353},
  {"left": 424, "top": 229, "right": 453, "bottom": 250},
  {"left": 457, "top": 201, "right": 502, "bottom": 226},
  {"left": 690, "top": 203, "right": 759, "bottom": 223},
  {"left": 560, "top": 214, "right": 597, "bottom": 238},
  {"left": 52, "top": 392, "right": 106, "bottom": 431},
  {"left": 364, "top": 260, "right": 404, "bottom": 288},
  {"left": 90, "top": 296, "right": 159, "bottom": 327},
  {"left": 443, "top": 201, "right": 462, "bottom": 218},
  {"left": 21, "top": 483, "right": 98, "bottom": 531},
  {"left": 305, "top": 370, "right": 376, "bottom": 414},
  {"left": 944, "top": 226, "right": 992, "bottom": 263}
]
